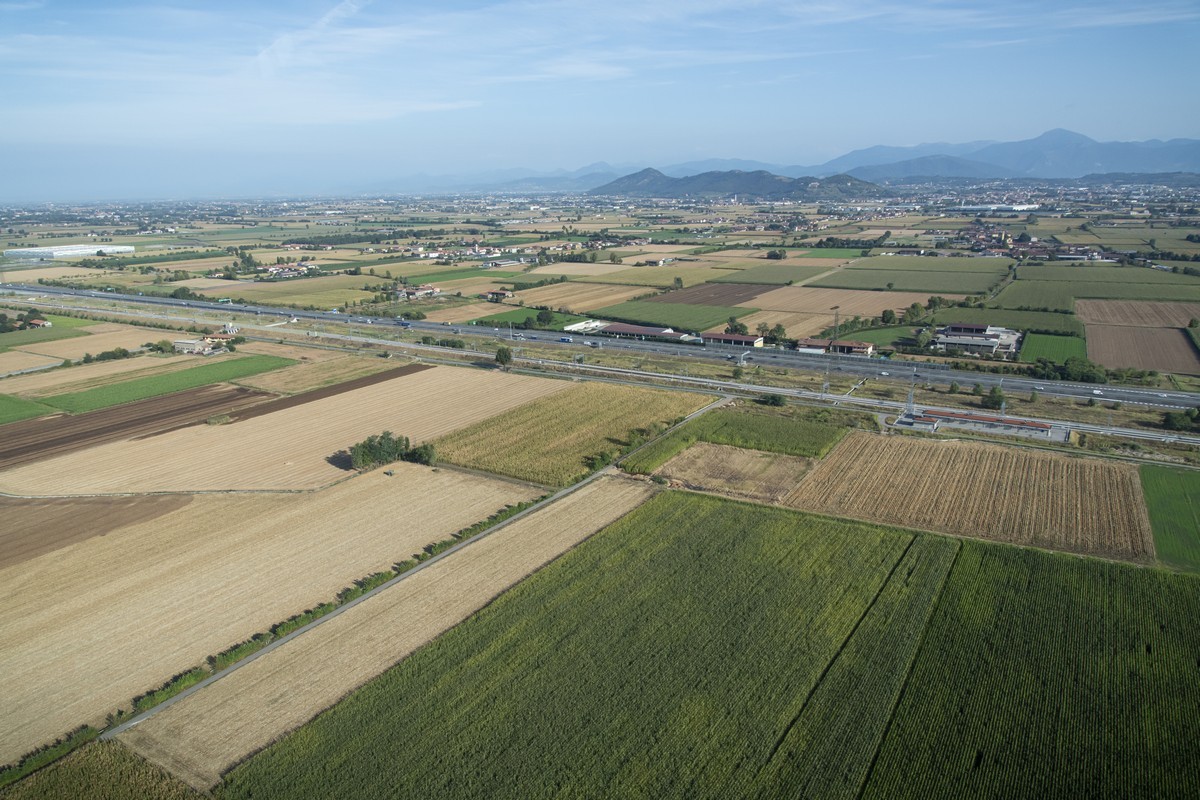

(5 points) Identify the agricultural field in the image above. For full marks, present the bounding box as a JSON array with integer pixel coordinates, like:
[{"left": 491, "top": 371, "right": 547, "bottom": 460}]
[
  {"left": 724, "top": 310, "right": 829, "bottom": 337},
  {"left": 846, "top": 255, "right": 1013, "bottom": 274},
  {"left": 1139, "top": 466, "right": 1200, "bottom": 572},
  {"left": 999, "top": 276, "right": 1200, "bottom": 307},
  {"left": 656, "top": 441, "right": 812, "bottom": 503},
  {"left": 10, "top": 324, "right": 165, "bottom": 362},
  {"left": 590, "top": 299, "right": 754, "bottom": 332},
  {"left": 525, "top": 262, "right": 630, "bottom": 277},
  {"left": 0, "top": 394, "right": 54, "bottom": 425},
  {"left": 810, "top": 268, "right": 1001, "bottom": 294},
  {"left": 119, "top": 477, "right": 656, "bottom": 791},
  {"left": 420, "top": 301, "right": 504, "bottom": 323},
  {"left": 0, "top": 354, "right": 193, "bottom": 397},
  {"left": 0, "top": 366, "right": 570, "bottom": 495},
  {"left": 709, "top": 262, "right": 832, "bottom": 285},
  {"left": 0, "top": 324, "right": 90, "bottom": 350},
  {"left": 1075, "top": 299, "right": 1200, "bottom": 327},
  {"left": 0, "top": 464, "right": 541, "bottom": 767},
  {"left": 0, "top": 350, "right": 60, "bottom": 376},
  {"left": 40, "top": 354, "right": 293, "bottom": 413},
  {"left": 783, "top": 432, "right": 1155, "bottom": 562},
  {"left": 212, "top": 492, "right": 962, "bottom": 800},
  {"left": 739, "top": 286, "right": 945, "bottom": 322},
  {"left": 991, "top": 280, "right": 1077, "bottom": 310},
  {"left": 469, "top": 307, "right": 588, "bottom": 329},
  {"left": 435, "top": 382, "right": 710, "bottom": 486},
  {"left": 646, "top": 282, "right": 764, "bottom": 306},
  {"left": 1018, "top": 264, "right": 1200, "bottom": 284},
  {"left": 577, "top": 264, "right": 732, "bottom": 288},
  {"left": 513, "top": 281, "right": 650, "bottom": 312},
  {"left": 0, "top": 741, "right": 198, "bottom": 800},
  {"left": 232, "top": 354, "right": 397, "bottom": 395},
  {"left": 1018, "top": 332, "right": 1088, "bottom": 363},
  {"left": 933, "top": 307, "right": 1085, "bottom": 336},
  {"left": 861, "top": 541, "right": 1200, "bottom": 800},
  {"left": 1086, "top": 325, "right": 1200, "bottom": 374}
]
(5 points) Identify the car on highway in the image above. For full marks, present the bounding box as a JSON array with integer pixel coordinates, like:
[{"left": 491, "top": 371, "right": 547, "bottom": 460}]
[
  {"left": 880, "top": 371, "right": 890, "bottom": 376},
  {"left": 1034, "top": 385, "right": 1045, "bottom": 390},
  {"left": 1093, "top": 389, "right": 1104, "bottom": 395}
]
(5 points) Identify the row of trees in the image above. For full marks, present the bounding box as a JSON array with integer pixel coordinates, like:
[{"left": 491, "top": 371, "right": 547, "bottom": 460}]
[{"left": 349, "top": 431, "right": 435, "bottom": 470}]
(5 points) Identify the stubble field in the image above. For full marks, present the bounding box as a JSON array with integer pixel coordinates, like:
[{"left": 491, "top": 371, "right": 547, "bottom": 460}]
[
  {"left": 1085, "top": 325, "right": 1200, "bottom": 374},
  {"left": 119, "top": 477, "right": 656, "bottom": 790},
  {"left": 513, "top": 282, "right": 651, "bottom": 311},
  {"left": 1075, "top": 299, "right": 1200, "bottom": 327},
  {"left": 783, "top": 432, "right": 1154, "bottom": 561},
  {"left": 738, "top": 286, "right": 951, "bottom": 320},
  {"left": 0, "top": 465, "right": 540, "bottom": 766},
  {"left": 0, "top": 366, "right": 570, "bottom": 495},
  {"left": 12, "top": 326, "right": 164, "bottom": 361},
  {"left": 657, "top": 442, "right": 812, "bottom": 503},
  {"left": 0, "top": 351, "right": 61, "bottom": 376}
]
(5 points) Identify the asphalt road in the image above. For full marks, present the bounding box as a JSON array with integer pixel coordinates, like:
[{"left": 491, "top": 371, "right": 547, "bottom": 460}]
[{"left": 5, "top": 282, "right": 1199, "bottom": 411}]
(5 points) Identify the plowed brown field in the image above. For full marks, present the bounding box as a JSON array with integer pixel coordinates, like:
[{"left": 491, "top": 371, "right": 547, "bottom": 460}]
[
  {"left": 119, "top": 476, "right": 656, "bottom": 790},
  {"left": 1085, "top": 325, "right": 1200, "bottom": 374},
  {"left": 783, "top": 432, "right": 1154, "bottom": 561},
  {"left": 0, "top": 384, "right": 275, "bottom": 471},
  {"left": 648, "top": 283, "right": 764, "bottom": 305},
  {"left": 0, "top": 366, "right": 569, "bottom": 494},
  {"left": 1075, "top": 299, "right": 1200, "bottom": 327},
  {"left": 0, "top": 465, "right": 540, "bottom": 765},
  {"left": 658, "top": 442, "right": 812, "bottom": 503}
]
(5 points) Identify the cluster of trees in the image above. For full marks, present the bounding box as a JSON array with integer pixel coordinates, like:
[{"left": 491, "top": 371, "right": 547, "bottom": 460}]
[
  {"left": 1162, "top": 408, "right": 1200, "bottom": 432},
  {"left": 1026, "top": 356, "right": 1108, "bottom": 384},
  {"left": 82, "top": 347, "right": 133, "bottom": 363},
  {"left": 765, "top": 249, "right": 788, "bottom": 260},
  {"left": 418, "top": 336, "right": 465, "bottom": 349},
  {"left": 0, "top": 308, "right": 45, "bottom": 334},
  {"left": 349, "top": 431, "right": 435, "bottom": 470}
]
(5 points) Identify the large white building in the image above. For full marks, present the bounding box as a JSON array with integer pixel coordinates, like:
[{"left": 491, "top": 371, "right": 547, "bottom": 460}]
[{"left": 3, "top": 244, "right": 135, "bottom": 260}]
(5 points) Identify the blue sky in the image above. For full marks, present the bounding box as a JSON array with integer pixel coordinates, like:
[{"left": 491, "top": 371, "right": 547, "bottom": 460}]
[{"left": 2, "top": 0, "right": 1198, "bottom": 199}]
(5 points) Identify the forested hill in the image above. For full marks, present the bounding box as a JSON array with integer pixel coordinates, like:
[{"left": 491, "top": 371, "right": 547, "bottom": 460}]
[{"left": 588, "top": 168, "right": 883, "bottom": 200}]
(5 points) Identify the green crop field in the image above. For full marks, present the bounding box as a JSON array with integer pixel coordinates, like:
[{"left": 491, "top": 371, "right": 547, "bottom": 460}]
[
  {"left": 997, "top": 279, "right": 1200, "bottom": 308},
  {"left": 1018, "top": 265, "right": 1200, "bottom": 284},
  {"left": 1140, "top": 466, "right": 1200, "bottom": 572},
  {"left": 469, "top": 308, "right": 589, "bottom": 329},
  {"left": 810, "top": 268, "right": 1001, "bottom": 294},
  {"left": 934, "top": 307, "right": 1085, "bottom": 336},
  {"left": 1018, "top": 332, "right": 1089, "bottom": 363},
  {"left": 795, "top": 247, "right": 867, "bottom": 258},
  {"left": 991, "top": 280, "right": 1076, "bottom": 310},
  {"left": 862, "top": 540, "right": 1200, "bottom": 799},
  {"left": 591, "top": 300, "right": 754, "bottom": 332},
  {"left": 403, "top": 268, "right": 523, "bottom": 285},
  {"left": 0, "top": 393, "right": 56, "bottom": 425},
  {"left": 710, "top": 263, "right": 831, "bottom": 285},
  {"left": 0, "top": 323, "right": 91, "bottom": 349},
  {"left": 623, "top": 407, "right": 849, "bottom": 474},
  {"left": 217, "top": 491, "right": 1200, "bottom": 799},
  {"left": 843, "top": 325, "right": 916, "bottom": 348},
  {"left": 578, "top": 265, "right": 732, "bottom": 288},
  {"left": 220, "top": 492, "right": 957, "bottom": 800},
  {"left": 41, "top": 354, "right": 294, "bottom": 413},
  {"left": 848, "top": 255, "right": 1014, "bottom": 273}
]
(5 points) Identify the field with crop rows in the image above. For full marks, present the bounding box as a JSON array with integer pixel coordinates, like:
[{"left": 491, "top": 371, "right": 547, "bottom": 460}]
[
  {"left": 120, "top": 477, "right": 655, "bottom": 790},
  {"left": 0, "top": 465, "right": 539, "bottom": 767},
  {"left": 0, "top": 366, "right": 569, "bottom": 495},
  {"left": 0, "top": 354, "right": 196, "bottom": 396},
  {"left": 742, "top": 286, "right": 948, "bottom": 319},
  {"left": 1019, "top": 332, "right": 1088, "bottom": 363},
  {"left": 215, "top": 492, "right": 956, "bottom": 800},
  {"left": 0, "top": 394, "right": 54, "bottom": 424},
  {"left": 12, "top": 326, "right": 165, "bottom": 361},
  {"left": 810, "top": 268, "right": 1000, "bottom": 294},
  {"left": 512, "top": 282, "right": 650, "bottom": 312},
  {"left": 1018, "top": 265, "right": 1200, "bottom": 285},
  {"left": 232, "top": 355, "right": 397, "bottom": 395},
  {"left": 436, "top": 382, "right": 709, "bottom": 486},
  {"left": 590, "top": 300, "right": 753, "bottom": 332},
  {"left": 784, "top": 432, "right": 1154, "bottom": 561},
  {"left": 41, "top": 354, "right": 293, "bottom": 413},
  {"left": 992, "top": 280, "right": 1076, "bottom": 310},
  {"left": 419, "top": 301, "right": 503, "bottom": 323},
  {"left": 1140, "top": 466, "right": 1200, "bottom": 572},
  {"left": 709, "top": 262, "right": 832, "bottom": 284},
  {"left": 861, "top": 541, "right": 1200, "bottom": 799},
  {"left": 848, "top": 255, "right": 1013, "bottom": 273},
  {"left": 577, "top": 264, "right": 732, "bottom": 288},
  {"left": 646, "top": 282, "right": 764, "bottom": 305},
  {"left": 1075, "top": 299, "right": 1200, "bottom": 327},
  {"left": 0, "top": 741, "right": 197, "bottom": 800},
  {"left": 1086, "top": 325, "right": 1200, "bottom": 373},
  {"left": 656, "top": 442, "right": 812, "bottom": 503},
  {"left": 0, "top": 325, "right": 89, "bottom": 349}
]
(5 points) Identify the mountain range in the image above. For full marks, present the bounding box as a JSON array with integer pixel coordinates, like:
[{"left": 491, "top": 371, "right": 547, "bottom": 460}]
[
  {"left": 371, "top": 130, "right": 1200, "bottom": 193},
  {"left": 587, "top": 169, "right": 881, "bottom": 200}
]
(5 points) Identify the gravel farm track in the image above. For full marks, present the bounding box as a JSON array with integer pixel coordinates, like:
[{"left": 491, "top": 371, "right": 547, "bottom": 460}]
[{"left": 0, "top": 363, "right": 433, "bottom": 473}]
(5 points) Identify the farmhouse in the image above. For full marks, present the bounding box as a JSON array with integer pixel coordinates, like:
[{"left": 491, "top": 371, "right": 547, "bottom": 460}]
[
  {"left": 173, "top": 339, "right": 213, "bottom": 355},
  {"left": 933, "top": 322, "right": 1020, "bottom": 357},
  {"left": 703, "top": 332, "right": 765, "bottom": 347},
  {"left": 794, "top": 337, "right": 875, "bottom": 356},
  {"left": 485, "top": 289, "right": 514, "bottom": 302},
  {"left": 26, "top": 319, "right": 51, "bottom": 328}
]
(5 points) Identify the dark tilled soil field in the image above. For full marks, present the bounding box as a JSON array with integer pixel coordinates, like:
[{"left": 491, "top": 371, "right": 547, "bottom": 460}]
[{"left": 646, "top": 283, "right": 765, "bottom": 305}]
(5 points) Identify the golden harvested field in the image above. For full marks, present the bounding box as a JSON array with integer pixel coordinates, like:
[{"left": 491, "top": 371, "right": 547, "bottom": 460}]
[
  {"left": 0, "top": 366, "right": 570, "bottom": 495},
  {"left": 14, "top": 326, "right": 165, "bottom": 360},
  {"left": 0, "top": 265, "right": 113, "bottom": 282},
  {"left": 513, "top": 282, "right": 650, "bottom": 311},
  {"left": 0, "top": 350, "right": 60, "bottom": 375},
  {"left": 235, "top": 355, "right": 398, "bottom": 394},
  {"left": 658, "top": 442, "right": 812, "bottom": 503},
  {"left": 119, "top": 477, "right": 656, "bottom": 790},
  {"left": 578, "top": 265, "right": 731, "bottom": 287},
  {"left": 193, "top": 275, "right": 367, "bottom": 299},
  {"left": 1075, "top": 299, "right": 1200, "bottom": 327},
  {"left": 1085, "top": 324, "right": 1200, "bottom": 374},
  {"left": 527, "top": 262, "right": 631, "bottom": 277},
  {"left": 433, "top": 276, "right": 511, "bottom": 297},
  {"left": 420, "top": 301, "right": 504, "bottom": 323},
  {"left": 231, "top": 340, "right": 344, "bottom": 362},
  {"left": 0, "top": 465, "right": 540, "bottom": 766},
  {"left": 0, "top": 354, "right": 193, "bottom": 396},
  {"left": 436, "top": 382, "right": 711, "bottom": 486},
  {"left": 724, "top": 309, "right": 834, "bottom": 337},
  {"left": 739, "top": 286, "right": 953, "bottom": 317},
  {"left": 172, "top": 276, "right": 243, "bottom": 289},
  {"left": 783, "top": 432, "right": 1154, "bottom": 561}
]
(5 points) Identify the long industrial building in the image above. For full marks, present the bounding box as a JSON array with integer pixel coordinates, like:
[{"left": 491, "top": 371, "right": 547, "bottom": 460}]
[{"left": 3, "top": 244, "right": 134, "bottom": 260}]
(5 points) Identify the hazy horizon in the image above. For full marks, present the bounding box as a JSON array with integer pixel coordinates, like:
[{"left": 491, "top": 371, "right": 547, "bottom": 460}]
[{"left": 2, "top": 0, "right": 1198, "bottom": 202}]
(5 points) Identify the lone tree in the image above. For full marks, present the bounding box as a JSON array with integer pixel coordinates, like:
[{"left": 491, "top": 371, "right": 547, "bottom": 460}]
[
  {"left": 981, "top": 385, "right": 1005, "bottom": 410},
  {"left": 495, "top": 346, "right": 513, "bottom": 369}
]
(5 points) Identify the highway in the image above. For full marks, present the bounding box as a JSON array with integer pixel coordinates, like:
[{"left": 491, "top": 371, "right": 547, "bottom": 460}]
[{"left": 4, "top": 281, "right": 1199, "bottom": 412}]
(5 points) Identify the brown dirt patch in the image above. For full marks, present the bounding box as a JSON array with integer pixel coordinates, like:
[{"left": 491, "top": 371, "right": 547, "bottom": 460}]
[
  {"left": 648, "top": 283, "right": 763, "bottom": 305},
  {"left": 658, "top": 442, "right": 812, "bottom": 503},
  {"left": 783, "top": 431, "right": 1154, "bottom": 561},
  {"left": 119, "top": 476, "right": 655, "bottom": 790},
  {"left": 1085, "top": 325, "right": 1200, "bottom": 374},
  {"left": 1075, "top": 300, "right": 1200, "bottom": 327},
  {"left": 0, "top": 494, "right": 192, "bottom": 569},
  {"left": 0, "top": 465, "right": 541, "bottom": 765},
  {"left": 0, "top": 384, "right": 276, "bottom": 471},
  {"left": 0, "top": 366, "right": 570, "bottom": 495}
]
